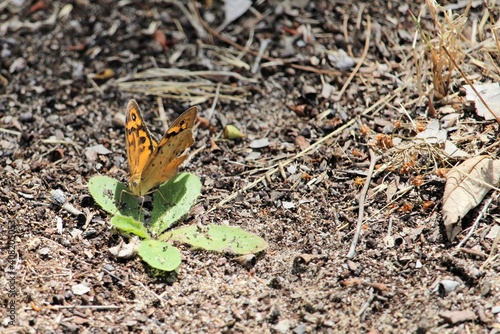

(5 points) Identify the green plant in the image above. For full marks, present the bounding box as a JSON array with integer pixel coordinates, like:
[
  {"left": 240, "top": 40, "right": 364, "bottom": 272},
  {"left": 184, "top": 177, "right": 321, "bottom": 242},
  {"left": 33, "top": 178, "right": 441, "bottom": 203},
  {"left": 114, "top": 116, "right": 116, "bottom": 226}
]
[{"left": 88, "top": 173, "right": 268, "bottom": 272}]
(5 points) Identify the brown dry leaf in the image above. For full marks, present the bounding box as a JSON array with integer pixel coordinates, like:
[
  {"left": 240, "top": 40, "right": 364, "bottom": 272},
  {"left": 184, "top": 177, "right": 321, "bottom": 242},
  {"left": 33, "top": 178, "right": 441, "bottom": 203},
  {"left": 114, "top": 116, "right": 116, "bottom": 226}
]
[
  {"left": 197, "top": 116, "right": 211, "bottom": 129},
  {"left": 295, "top": 135, "right": 310, "bottom": 150},
  {"left": 210, "top": 138, "right": 221, "bottom": 152},
  {"left": 289, "top": 104, "right": 307, "bottom": 117},
  {"left": 400, "top": 202, "right": 414, "bottom": 213},
  {"left": 28, "top": 0, "right": 47, "bottom": 15},
  {"left": 153, "top": 28, "right": 169, "bottom": 52},
  {"left": 423, "top": 201, "right": 435, "bottom": 211},
  {"left": 442, "top": 156, "right": 500, "bottom": 241}
]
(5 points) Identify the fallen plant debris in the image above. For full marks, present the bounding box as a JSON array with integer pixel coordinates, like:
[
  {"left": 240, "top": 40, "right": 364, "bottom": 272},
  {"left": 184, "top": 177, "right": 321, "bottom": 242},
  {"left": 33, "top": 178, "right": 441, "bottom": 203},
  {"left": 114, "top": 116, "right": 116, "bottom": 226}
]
[
  {"left": 1, "top": 0, "right": 500, "bottom": 332},
  {"left": 442, "top": 156, "right": 500, "bottom": 241}
]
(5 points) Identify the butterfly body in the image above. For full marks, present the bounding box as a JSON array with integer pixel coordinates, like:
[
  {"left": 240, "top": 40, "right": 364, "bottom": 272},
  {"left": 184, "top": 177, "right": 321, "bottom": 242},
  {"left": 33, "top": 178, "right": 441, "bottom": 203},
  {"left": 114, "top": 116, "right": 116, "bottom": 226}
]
[{"left": 125, "top": 99, "right": 198, "bottom": 196}]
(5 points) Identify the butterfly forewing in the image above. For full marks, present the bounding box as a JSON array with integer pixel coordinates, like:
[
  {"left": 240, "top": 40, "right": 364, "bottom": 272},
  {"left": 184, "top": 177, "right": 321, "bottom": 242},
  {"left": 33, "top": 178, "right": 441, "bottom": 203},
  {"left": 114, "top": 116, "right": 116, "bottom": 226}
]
[{"left": 125, "top": 100, "right": 159, "bottom": 179}]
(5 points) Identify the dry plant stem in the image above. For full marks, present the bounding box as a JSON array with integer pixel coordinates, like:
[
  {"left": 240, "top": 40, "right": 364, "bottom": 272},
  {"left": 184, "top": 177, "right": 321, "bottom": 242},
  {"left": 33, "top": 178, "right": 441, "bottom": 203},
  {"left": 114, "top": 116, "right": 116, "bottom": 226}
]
[
  {"left": 207, "top": 82, "right": 221, "bottom": 121},
  {"left": 195, "top": 11, "right": 343, "bottom": 77},
  {"left": 0, "top": 127, "right": 21, "bottom": 137},
  {"left": 347, "top": 149, "right": 380, "bottom": 259},
  {"left": 208, "top": 86, "right": 407, "bottom": 213},
  {"left": 157, "top": 97, "right": 169, "bottom": 131},
  {"left": 442, "top": 46, "right": 500, "bottom": 124},
  {"left": 458, "top": 247, "right": 488, "bottom": 258},
  {"left": 343, "top": 15, "right": 352, "bottom": 57},
  {"left": 337, "top": 15, "right": 371, "bottom": 100},
  {"left": 481, "top": 221, "right": 500, "bottom": 270},
  {"left": 456, "top": 194, "right": 495, "bottom": 249},
  {"left": 252, "top": 38, "right": 271, "bottom": 74},
  {"left": 172, "top": 0, "right": 207, "bottom": 40},
  {"left": 356, "top": 288, "right": 374, "bottom": 317},
  {"left": 50, "top": 189, "right": 85, "bottom": 221},
  {"left": 135, "top": 280, "right": 166, "bottom": 307},
  {"left": 484, "top": 0, "right": 500, "bottom": 54},
  {"left": 86, "top": 74, "right": 104, "bottom": 95},
  {"left": 49, "top": 305, "right": 120, "bottom": 310},
  {"left": 340, "top": 183, "right": 416, "bottom": 232},
  {"left": 116, "top": 68, "right": 256, "bottom": 83}
]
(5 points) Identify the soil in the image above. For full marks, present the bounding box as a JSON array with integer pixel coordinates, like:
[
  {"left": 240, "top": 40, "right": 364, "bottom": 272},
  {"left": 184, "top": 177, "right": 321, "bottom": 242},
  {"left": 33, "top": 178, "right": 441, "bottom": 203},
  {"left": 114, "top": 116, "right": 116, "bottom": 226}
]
[{"left": 1, "top": 1, "right": 499, "bottom": 333}]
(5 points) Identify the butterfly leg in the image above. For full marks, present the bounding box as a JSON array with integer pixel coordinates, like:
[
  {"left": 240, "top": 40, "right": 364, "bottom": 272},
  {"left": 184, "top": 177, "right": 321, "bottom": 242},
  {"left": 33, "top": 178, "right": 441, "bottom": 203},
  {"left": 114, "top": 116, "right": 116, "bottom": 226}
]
[
  {"left": 155, "top": 187, "right": 177, "bottom": 208},
  {"left": 117, "top": 188, "right": 145, "bottom": 223}
]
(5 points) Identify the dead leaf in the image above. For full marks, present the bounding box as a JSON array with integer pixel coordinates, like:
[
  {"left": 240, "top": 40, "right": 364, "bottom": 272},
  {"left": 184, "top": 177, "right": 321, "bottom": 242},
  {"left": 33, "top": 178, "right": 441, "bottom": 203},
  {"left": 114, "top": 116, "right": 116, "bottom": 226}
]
[
  {"left": 153, "top": 28, "right": 169, "bottom": 52},
  {"left": 249, "top": 138, "right": 270, "bottom": 149},
  {"left": 84, "top": 144, "right": 112, "bottom": 161},
  {"left": 71, "top": 283, "right": 90, "bottom": 295},
  {"left": 442, "top": 156, "right": 500, "bottom": 241},
  {"left": 464, "top": 83, "right": 500, "bottom": 121},
  {"left": 485, "top": 224, "right": 500, "bottom": 240},
  {"left": 28, "top": 0, "right": 47, "bottom": 15},
  {"left": 415, "top": 119, "right": 446, "bottom": 143},
  {"left": 197, "top": 116, "right": 211, "bottom": 129},
  {"left": 444, "top": 140, "right": 468, "bottom": 158},
  {"left": 288, "top": 104, "right": 307, "bottom": 117},
  {"left": 219, "top": 0, "right": 252, "bottom": 31},
  {"left": 295, "top": 135, "right": 310, "bottom": 150},
  {"left": 210, "top": 138, "right": 221, "bottom": 152}
]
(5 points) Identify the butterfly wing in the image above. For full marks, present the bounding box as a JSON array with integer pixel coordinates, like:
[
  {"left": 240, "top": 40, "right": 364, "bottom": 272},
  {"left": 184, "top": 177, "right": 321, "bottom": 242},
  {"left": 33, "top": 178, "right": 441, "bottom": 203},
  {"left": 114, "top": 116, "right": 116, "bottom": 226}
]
[
  {"left": 125, "top": 100, "right": 159, "bottom": 195},
  {"left": 136, "top": 105, "right": 199, "bottom": 195}
]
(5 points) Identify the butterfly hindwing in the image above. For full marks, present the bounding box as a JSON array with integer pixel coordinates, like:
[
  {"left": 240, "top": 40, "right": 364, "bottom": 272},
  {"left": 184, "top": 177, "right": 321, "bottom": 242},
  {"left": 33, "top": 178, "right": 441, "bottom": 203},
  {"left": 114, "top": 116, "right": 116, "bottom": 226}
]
[{"left": 139, "top": 106, "right": 199, "bottom": 194}]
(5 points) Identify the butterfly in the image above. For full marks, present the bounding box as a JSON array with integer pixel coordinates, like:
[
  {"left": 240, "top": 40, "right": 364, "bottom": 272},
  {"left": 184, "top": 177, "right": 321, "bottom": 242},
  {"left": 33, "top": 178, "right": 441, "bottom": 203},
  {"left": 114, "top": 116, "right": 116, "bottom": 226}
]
[{"left": 125, "top": 99, "right": 198, "bottom": 196}]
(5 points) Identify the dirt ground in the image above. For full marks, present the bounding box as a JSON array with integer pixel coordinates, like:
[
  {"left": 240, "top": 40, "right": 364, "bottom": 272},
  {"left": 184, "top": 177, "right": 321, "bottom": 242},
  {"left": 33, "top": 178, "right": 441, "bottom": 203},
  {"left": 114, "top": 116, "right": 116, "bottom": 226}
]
[{"left": 1, "top": 0, "right": 499, "bottom": 333}]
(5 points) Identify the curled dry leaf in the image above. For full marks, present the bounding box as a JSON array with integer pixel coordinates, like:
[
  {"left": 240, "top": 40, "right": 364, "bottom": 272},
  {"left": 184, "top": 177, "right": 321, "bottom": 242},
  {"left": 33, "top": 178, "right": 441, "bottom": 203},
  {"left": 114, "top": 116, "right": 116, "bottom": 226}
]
[
  {"left": 153, "top": 28, "right": 169, "bottom": 52},
  {"left": 295, "top": 135, "right": 310, "bottom": 150},
  {"left": 442, "top": 156, "right": 500, "bottom": 241},
  {"left": 209, "top": 138, "right": 221, "bottom": 152},
  {"left": 197, "top": 116, "right": 211, "bottom": 129},
  {"left": 288, "top": 104, "right": 307, "bottom": 117}
]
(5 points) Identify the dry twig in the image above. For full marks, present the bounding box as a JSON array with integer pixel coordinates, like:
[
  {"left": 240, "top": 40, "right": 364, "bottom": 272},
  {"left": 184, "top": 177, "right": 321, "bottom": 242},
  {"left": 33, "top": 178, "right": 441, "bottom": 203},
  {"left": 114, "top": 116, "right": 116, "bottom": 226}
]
[
  {"left": 347, "top": 149, "right": 380, "bottom": 259},
  {"left": 455, "top": 194, "right": 495, "bottom": 249},
  {"left": 207, "top": 85, "right": 407, "bottom": 213}
]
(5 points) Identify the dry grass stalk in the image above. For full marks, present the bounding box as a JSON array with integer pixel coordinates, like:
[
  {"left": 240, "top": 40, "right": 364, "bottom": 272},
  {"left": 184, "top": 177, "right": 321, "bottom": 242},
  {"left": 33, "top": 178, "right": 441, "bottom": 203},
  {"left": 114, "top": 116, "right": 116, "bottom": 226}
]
[
  {"left": 115, "top": 68, "right": 255, "bottom": 104},
  {"left": 414, "top": 0, "right": 468, "bottom": 100}
]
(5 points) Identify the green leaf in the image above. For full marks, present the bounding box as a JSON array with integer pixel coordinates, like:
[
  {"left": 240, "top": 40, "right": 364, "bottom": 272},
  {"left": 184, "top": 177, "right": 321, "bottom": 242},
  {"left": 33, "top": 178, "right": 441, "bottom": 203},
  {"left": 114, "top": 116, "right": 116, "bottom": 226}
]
[
  {"left": 87, "top": 175, "right": 142, "bottom": 221},
  {"left": 138, "top": 239, "right": 181, "bottom": 272},
  {"left": 149, "top": 173, "right": 202, "bottom": 235},
  {"left": 110, "top": 215, "right": 149, "bottom": 239},
  {"left": 160, "top": 224, "right": 268, "bottom": 255}
]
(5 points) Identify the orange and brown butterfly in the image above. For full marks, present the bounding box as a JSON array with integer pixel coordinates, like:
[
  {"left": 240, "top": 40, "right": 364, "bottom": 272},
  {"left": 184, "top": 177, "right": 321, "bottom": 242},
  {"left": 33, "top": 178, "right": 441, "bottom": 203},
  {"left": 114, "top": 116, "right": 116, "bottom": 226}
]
[{"left": 125, "top": 99, "right": 198, "bottom": 196}]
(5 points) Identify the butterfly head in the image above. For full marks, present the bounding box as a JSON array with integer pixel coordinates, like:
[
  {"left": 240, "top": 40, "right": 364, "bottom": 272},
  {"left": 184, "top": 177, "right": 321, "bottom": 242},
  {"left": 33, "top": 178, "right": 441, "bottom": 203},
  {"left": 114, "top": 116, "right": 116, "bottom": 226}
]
[{"left": 128, "top": 175, "right": 143, "bottom": 197}]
